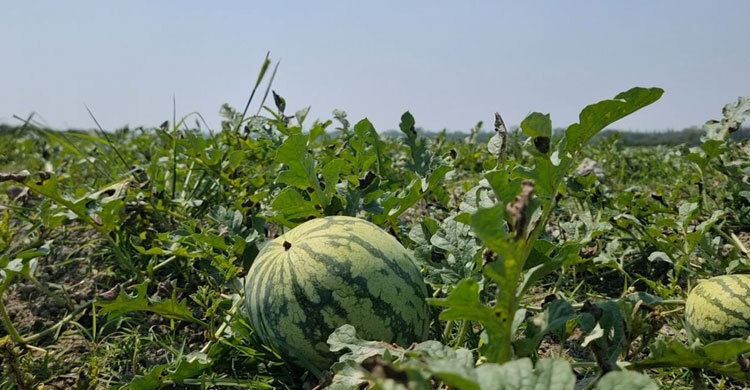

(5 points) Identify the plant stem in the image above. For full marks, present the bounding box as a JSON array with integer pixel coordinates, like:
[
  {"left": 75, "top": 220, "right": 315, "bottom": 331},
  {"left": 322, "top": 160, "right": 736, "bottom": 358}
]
[
  {"left": 569, "top": 361, "right": 599, "bottom": 368},
  {"left": 23, "top": 299, "right": 92, "bottom": 343},
  {"left": 442, "top": 320, "right": 454, "bottom": 341},
  {"left": 453, "top": 320, "right": 470, "bottom": 348},
  {"left": 200, "top": 295, "right": 242, "bottom": 354},
  {"left": 0, "top": 298, "right": 24, "bottom": 344}
]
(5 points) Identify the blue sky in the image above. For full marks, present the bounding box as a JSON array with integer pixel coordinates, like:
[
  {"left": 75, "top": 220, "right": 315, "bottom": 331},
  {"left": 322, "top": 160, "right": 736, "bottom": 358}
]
[{"left": 2, "top": 1, "right": 748, "bottom": 132}]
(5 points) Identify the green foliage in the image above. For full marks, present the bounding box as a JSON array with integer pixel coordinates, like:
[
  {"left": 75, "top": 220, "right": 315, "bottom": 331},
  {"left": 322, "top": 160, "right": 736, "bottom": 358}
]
[
  {"left": 0, "top": 55, "right": 749, "bottom": 388},
  {"left": 634, "top": 337, "right": 750, "bottom": 380},
  {"left": 325, "top": 324, "right": 657, "bottom": 389},
  {"left": 97, "top": 282, "right": 206, "bottom": 326},
  {"left": 430, "top": 87, "right": 664, "bottom": 364}
]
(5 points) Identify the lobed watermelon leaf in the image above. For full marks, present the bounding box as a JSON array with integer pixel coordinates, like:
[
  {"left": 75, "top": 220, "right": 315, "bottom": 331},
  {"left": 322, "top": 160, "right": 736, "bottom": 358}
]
[
  {"left": 513, "top": 299, "right": 577, "bottom": 358},
  {"left": 520, "top": 112, "right": 552, "bottom": 139},
  {"left": 561, "top": 87, "right": 664, "bottom": 158},
  {"left": 97, "top": 282, "right": 207, "bottom": 326},
  {"left": 632, "top": 337, "right": 750, "bottom": 381},
  {"left": 275, "top": 133, "right": 327, "bottom": 205},
  {"left": 328, "top": 324, "right": 585, "bottom": 390},
  {"left": 701, "top": 96, "right": 750, "bottom": 141},
  {"left": 594, "top": 371, "right": 659, "bottom": 390},
  {"left": 129, "top": 351, "right": 213, "bottom": 390}
]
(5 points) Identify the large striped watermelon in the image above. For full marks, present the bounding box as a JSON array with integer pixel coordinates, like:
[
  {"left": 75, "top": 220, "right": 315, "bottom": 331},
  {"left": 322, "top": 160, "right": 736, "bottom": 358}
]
[
  {"left": 244, "top": 216, "right": 430, "bottom": 374},
  {"left": 685, "top": 274, "right": 750, "bottom": 341}
]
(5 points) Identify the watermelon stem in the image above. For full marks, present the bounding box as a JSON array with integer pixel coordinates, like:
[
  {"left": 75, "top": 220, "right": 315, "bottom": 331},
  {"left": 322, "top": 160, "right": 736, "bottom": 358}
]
[
  {"left": 453, "top": 320, "right": 470, "bottom": 348},
  {"left": 442, "top": 320, "right": 453, "bottom": 340},
  {"left": 0, "top": 299, "right": 24, "bottom": 345}
]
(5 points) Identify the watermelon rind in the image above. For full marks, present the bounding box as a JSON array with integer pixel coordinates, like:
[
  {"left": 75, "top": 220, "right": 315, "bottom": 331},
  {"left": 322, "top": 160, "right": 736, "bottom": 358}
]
[
  {"left": 685, "top": 274, "right": 750, "bottom": 342},
  {"left": 244, "top": 216, "right": 430, "bottom": 375}
]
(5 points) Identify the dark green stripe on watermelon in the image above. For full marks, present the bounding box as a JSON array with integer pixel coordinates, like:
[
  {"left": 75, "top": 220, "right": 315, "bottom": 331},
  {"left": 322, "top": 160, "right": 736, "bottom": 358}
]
[
  {"left": 698, "top": 277, "right": 750, "bottom": 336},
  {"left": 298, "top": 239, "right": 427, "bottom": 338}
]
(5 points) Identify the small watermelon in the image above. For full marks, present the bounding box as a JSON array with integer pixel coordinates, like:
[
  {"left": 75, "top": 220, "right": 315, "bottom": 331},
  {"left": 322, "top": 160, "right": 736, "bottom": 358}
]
[
  {"left": 244, "top": 216, "right": 429, "bottom": 375},
  {"left": 685, "top": 274, "right": 750, "bottom": 341}
]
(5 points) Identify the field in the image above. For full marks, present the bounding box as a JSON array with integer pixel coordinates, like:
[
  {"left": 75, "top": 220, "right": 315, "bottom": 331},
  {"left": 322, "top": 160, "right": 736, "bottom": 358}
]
[{"left": 1, "top": 63, "right": 749, "bottom": 389}]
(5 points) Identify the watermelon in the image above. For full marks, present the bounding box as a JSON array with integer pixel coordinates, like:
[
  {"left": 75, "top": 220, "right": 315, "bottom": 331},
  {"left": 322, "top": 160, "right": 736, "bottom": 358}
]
[
  {"left": 684, "top": 274, "right": 750, "bottom": 341},
  {"left": 244, "top": 216, "right": 430, "bottom": 374}
]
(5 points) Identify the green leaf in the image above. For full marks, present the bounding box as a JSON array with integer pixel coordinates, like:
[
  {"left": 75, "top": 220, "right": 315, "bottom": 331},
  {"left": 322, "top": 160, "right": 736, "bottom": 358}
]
[
  {"left": 429, "top": 279, "right": 495, "bottom": 323},
  {"left": 192, "top": 233, "right": 230, "bottom": 251},
  {"left": 227, "top": 149, "right": 245, "bottom": 170},
  {"left": 470, "top": 204, "right": 511, "bottom": 250},
  {"left": 296, "top": 106, "right": 311, "bottom": 125},
  {"left": 413, "top": 340, "right": 475, "bottom": 366},
  {"left": 426, "top": 164, "right": 453, "bottom": 192},
  {"left": 517, "top": 158, "right": 557, "bottom": 198},
  {"left": 622, "top": 291, "right": 663, "bottom": 306},
  {"left": 329, "top": 326, "right": 577, "bottom": 390},
  {"left": 518, "top": 242, "right": 581, "bottom": 296},
  {"left": 327, "top": 324, "right": 396, "bottom": 364},
  {"left": 170, "top": 352, "right": 213, "bottom": 382},
  {"left": 410, "top": 341, "right": 479, "bottom": 390},
  {"left": 270, "top": 187, "right": 321, "bottom": 223},
  {"left": 687, "top": 209, "right": 725, "bottom": 248},
  {"left": 275, "top": 133, "right": 328, "bottom": 205},
  {"left": 97, "top": 198, "right": 125, "bottom": 233},
  {"left": 12, "top": 245, "right": 49, "bottom": 261},
  {"left": 475, "top": 358, "right": 575, "bottom": 390},
  {"left": 702, "top": 96, "right": 750, "bottom": 140},
  {"left": 0, "top": 258, "right": 35, "bottom": 289},
  {"left": 514, "top": 299, "right": 577, "bottom": 357},
  {"left": 398, "top": 111, "right": 416, "bottom": 136},
  {"left": 407, "top": 218, "right": 439, "bottom": 263},
  {"left": 575, "top": 300, "right": 627, "bottom": 370},
  {"left": 471, "top": 205, "right": 526, "bottom": 284},
  {"left": 677, "top": 202, "right": 700, "bottom": 229},
  {"left": 487, "top": 133, "right": 504, "bottom": 156},
  {"left": 327, "top": 360, "right": 370, "bottom": 389},
  {"left": 129, "top": 352, "right": 212, "bottom": 390},
  {"left": 633, "top": 337, "right": 750, "bottom": 380},
  {"left": 430, "top": 219, "right": 481, "bottom": 269},
  {"left": 20, "top": 174, "right": 97, "bottom": 228},
  {"left": 275, "top": 133, "right": 314, "bottom": 188},
  {"left": 647, "top": 251, "right": 672, "bottom": 264},
  {"left": 399, "top": 112, "right": 434, "bottom": 177},
  {"left": 379, "top": 178, "right": 423, "bottom": 222},
  {"left": 128, "top": 365, "right": 164, "bottom": 390},
  {"left": 322, "top": 158, "right": 347, "bottom": 195},
  {"left": 594, "top": 371, "right": 658, "bottom": 390},
  {"left": 520, "top": 112, "right": 552, "bottom": 138},
  {"left": 97, "top": 282, "right": 206, "bottom": 326},
  {"left": 562, "top": 87, "right": 664, "bottom": 156},
  {"left": 469, "top": 203, "right": 528, "bottom": 363},
  {"left": 350, "top": 118, "right": 382, "bottom": 174},
  {"left": 419, "top": 219, "right": 479, "bottom": 290},
  {"left": 484, "top": 169, "right": 519, "bottom": 205},
  {"left": 459, "top": 180, "right": 497, "bottom": 214},
  {"left": 700, "top": 139, "right": 727, "bottom": 158},
  {"left": 428, "top": 279, "right": 506, "bottom": 362}
]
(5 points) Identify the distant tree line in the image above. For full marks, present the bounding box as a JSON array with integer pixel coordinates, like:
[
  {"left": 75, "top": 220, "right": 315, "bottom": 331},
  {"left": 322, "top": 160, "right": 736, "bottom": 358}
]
[
  {"left": 385, "top": 126, "right": 749, "bottom": 147},
  {"left": 1, "top": 122, "right": 747, "bottom": 147},
  {"left": 595, "top": 127, "right": 749, "bottom": 146}
]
